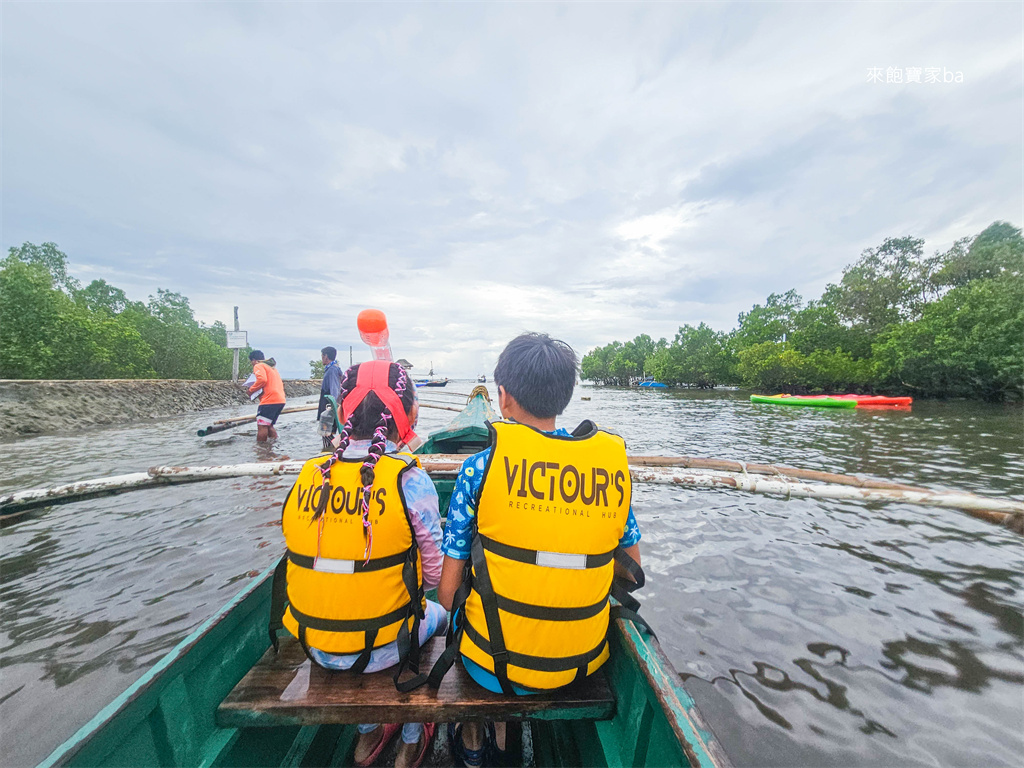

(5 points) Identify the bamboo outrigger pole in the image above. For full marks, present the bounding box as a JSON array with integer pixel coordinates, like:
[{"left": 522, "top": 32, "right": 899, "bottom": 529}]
[
  {"left": 197, "top": 402, "right": 463, "bottom": 436},
  {"left": 2, "top": 457, "right": 1021, "bottom": 533}
]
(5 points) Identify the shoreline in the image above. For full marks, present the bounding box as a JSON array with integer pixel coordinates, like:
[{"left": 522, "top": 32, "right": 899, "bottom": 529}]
[{"left": 0, "top": 379, "right": 321, "bottom": 439}]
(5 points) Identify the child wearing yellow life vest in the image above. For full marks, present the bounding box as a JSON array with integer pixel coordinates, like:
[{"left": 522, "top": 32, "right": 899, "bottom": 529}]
[
  {"left": 275, "top": 361, "right": 445, "bottom": 768},
  {"left": 434, "top": 333, "right": 646, "bottom": 767}
]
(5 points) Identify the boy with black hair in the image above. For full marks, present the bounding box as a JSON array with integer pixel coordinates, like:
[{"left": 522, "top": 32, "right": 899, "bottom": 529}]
[{"left": 436, "top": 333, "right": 643, "bottom": 766}]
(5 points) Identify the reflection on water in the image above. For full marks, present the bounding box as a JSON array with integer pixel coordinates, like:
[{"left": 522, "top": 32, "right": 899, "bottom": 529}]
[{"left": 2, "top": 387, "right": 1023, "bottom": 766}]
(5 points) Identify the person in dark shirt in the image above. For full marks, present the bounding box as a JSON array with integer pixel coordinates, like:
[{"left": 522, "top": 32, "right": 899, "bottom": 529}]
[{"left": 317, "top": 346, "right": 343, "bottom": 450}]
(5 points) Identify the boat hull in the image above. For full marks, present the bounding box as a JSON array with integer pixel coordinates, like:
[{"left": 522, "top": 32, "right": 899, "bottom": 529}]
[
  {"left": 39, "top": 566, "right": 726, "bottom": 768},
  {"left": 805, "top": 394, "right": 914, "bottom": 407},
  {"left": 751, "top": 394, "right": 857, "bottom": 408}
]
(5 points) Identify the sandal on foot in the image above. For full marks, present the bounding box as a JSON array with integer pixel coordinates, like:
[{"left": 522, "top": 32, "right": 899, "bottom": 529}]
[
  {"left": 447, "top": 722, "right": 487, "bottom": 768},
  {"left": 354, "top": 723, "right": 400, "bottom": 767},
  {"left": 395, "top": 723, "right": 435, "bottom": 768}
]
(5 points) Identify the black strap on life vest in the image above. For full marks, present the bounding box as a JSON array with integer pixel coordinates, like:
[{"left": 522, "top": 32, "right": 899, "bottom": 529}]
[
  {"left": 479, "top": 534, "right": 616, "bottom": 569},
  {"left": 286, "top": 548, "right": 412, "bottom": 573},
  {"left": 468, "top": 532, "right": 515, "bottom": 693},
  {"left": 427, "top": 557, "right": 473, "bottom": 689},
  {"left": 391, "top": 544, "right": 428, "bottom": 692},
  {"left": 461, "top": 622, "right": 608, "bottom": 673},
  {"left": 609, "top": 549, "right": 657, "bottom": 639},
  {"left": 426, "top": 534, "right": 655, "bottom": 690}
]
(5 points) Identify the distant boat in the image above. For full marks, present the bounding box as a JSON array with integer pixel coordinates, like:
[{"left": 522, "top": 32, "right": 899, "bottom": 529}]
[
  {"left": 415, "top": 361, "right": 449, "bottom": 388},
  {"left": 638, "top": 381, "right": 667, "bottom": 388},
  {"left": 477, "top": 374, "right": 486, "bottom": 383}
]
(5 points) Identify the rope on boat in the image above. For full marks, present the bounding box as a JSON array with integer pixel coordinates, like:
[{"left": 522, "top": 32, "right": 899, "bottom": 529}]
[{"left": 2, "top": 457, "right": 1021, "bottom": 533}]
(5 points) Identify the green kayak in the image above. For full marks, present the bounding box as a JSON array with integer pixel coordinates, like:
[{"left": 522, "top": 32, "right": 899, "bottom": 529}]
[{"left": 751, "top": 394, "right": 857, "bottom": 408}]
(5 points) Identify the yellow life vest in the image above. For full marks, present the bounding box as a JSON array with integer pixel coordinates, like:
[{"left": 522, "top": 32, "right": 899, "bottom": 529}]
[
  {"left": 274, "top": 451, "right": 427, "bottom": 685},
  {"left": 454, "top": 420, "right": 640, "bottom": 692}
]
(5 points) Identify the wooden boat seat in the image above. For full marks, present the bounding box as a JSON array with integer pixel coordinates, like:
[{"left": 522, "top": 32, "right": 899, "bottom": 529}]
[{"left": 217, "top": 635, "right": 615, "bottom": 728}]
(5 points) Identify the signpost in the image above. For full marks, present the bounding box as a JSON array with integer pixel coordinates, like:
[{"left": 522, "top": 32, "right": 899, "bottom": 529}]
[{"left": 228, "top": 307, "right": 246, "bottom": 381}]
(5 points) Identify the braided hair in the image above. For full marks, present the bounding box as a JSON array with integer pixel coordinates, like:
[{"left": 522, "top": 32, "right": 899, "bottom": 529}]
[{"left": 310, "top": 362, "right": 416, "bottom": 561}]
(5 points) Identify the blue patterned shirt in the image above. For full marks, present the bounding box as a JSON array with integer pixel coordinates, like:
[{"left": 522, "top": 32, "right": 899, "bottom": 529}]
[{"left": 442, "top": 427, "right": 641, "bottom": 559}]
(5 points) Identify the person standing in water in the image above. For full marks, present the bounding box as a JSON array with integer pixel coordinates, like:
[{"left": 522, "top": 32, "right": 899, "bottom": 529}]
[
  {"left": 248, "top": 350, "right": 286, "bottom": 442},
  {"left": 317, "top": 346, "right": 342, "bottom": 450}
]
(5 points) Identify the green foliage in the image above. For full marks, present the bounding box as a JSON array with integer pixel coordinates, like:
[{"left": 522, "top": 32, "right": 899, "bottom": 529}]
[
  {"left": 872, "top": 274, "right": 1024, "bottom": 401},
  {"left": 789, "top": 300, "right": 873, "bottom": 359},
  {"left": 934, "top": 222, "right": 1023, "bottom": 288},
  {"left": 828, "top": 236, "right": 927, "bottom": 334},
  {"left": 648, "top": 324, "right": 732, "bottom": 388},
  {"left": 7, "top": 241, "right": 79, "bottom": 293},
  {"left": 735, "top": 342, "right": 806, "bottom": 392},
  {"left": 0, "top": 257, "right": 153, "bottom": 379},
  {"left": 580, "top": 335, "right": 662, "bottom": 385},
  {"left": 802, "top": 348, "right": 872, "bottom": 392},
  {"left": 0, "top": 242, "right": 242, "bottom": 380},
  {"left": 310, "top": 358, "right": 326, "bottom": 378},
  {"left": 733, "top": 290, "right": 802, "bottom": 350},
  {"left": 77, "top": 279, "right": 135, "bottom": 315},
  {"left": 580, "top": 221, "right": 1023, "bottom": 401}
]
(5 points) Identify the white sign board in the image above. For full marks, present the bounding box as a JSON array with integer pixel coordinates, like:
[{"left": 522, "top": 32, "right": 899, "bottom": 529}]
[{"left": 226, "top": 331, "right": 248, "bottom": 349}]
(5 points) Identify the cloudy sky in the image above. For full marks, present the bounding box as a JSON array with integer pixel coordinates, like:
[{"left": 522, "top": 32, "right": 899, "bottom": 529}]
[{"left": 3, "top": 2, "right": 1021, "bottom": 377}]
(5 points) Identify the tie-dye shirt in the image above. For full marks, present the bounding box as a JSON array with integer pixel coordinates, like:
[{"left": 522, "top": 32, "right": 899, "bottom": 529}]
[{"left": 441, "top": 427, "right": 641, "bottom": 559}]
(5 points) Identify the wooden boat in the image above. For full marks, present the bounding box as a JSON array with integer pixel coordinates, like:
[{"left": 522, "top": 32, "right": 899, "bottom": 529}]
[
  {"left": 416, "top": 362, "right": 449, "bottom": 388},
  {"left": 37, "top": 389, "right": 729, "bottom": 768},
  {"left": 750, "top": 394, "right": 856, "bottom": 408}
]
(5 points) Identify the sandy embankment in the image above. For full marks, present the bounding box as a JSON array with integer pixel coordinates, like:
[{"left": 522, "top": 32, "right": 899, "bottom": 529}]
[{"left": 0, "top": 379, "right": 321, "bottom": 439}]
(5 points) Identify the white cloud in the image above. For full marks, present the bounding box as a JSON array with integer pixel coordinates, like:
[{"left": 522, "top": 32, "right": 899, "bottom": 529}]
[{"left": 2, "top": 2, "right": 1020, "bottom": 377}]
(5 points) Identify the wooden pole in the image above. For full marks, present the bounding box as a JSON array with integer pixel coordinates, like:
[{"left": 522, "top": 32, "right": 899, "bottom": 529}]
[
  {"left": 197, "top": 404, "right": 320, "bottom": 436},
  {"left": 231, "top": 307, "right": 239, "bottom": 382},
  {"left": 212, "top": 404, "right": 319, "bottom": 426},
  {"left": 198, "top": 402, "right": 464, "bottom": 436},
  {"left": 626, "top": 455, "right": 924, "bottom": 492},
  {"left": 418, "top": 390, "right": 476, "bottom": 399},
  {"left": 2, "top": 458, "right": 1021, "bottom": 533}
]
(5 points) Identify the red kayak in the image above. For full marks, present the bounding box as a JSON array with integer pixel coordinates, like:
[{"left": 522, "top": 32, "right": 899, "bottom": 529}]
[{"left": 806, "top": 394, "right": 913, "bottom": 407}]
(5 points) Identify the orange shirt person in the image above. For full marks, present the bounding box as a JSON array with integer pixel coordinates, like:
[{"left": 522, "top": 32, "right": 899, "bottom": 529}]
[{"left": 248, "top": 350, "right": 286, "bottom": 442}]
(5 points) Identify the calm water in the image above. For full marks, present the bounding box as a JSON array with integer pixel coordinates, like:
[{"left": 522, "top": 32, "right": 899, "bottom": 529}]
[{"left": 1, "top": 386, "right": 1022, "bottom": 767}]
